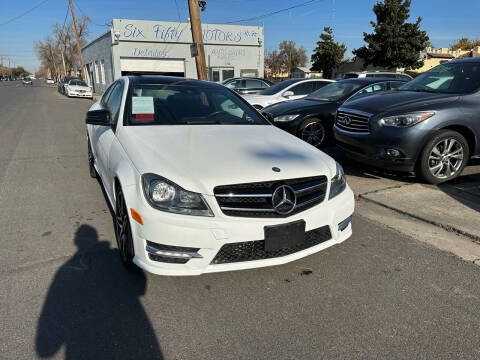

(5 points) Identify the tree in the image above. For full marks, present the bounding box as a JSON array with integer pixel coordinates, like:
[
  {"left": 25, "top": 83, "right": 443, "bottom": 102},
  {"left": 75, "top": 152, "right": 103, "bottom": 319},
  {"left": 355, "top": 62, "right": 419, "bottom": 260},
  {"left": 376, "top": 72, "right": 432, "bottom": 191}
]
[
  {"left": 353, "top": 0, "right": 429, "bottom": 70},
  {"left": 278, "top": 40, "right": 308, "bottom": 72},
  {"left": 265, "top": 50, "right": 284, "bottom": 76},
  {"left": 450, "top": 37, "right": 480, "bottom": 51},
  {"left": 310, "top": 27, "right": 346, "bottom": 79},
  {"left": 35, "top": 16, "right": 90, "bottom": 79}
]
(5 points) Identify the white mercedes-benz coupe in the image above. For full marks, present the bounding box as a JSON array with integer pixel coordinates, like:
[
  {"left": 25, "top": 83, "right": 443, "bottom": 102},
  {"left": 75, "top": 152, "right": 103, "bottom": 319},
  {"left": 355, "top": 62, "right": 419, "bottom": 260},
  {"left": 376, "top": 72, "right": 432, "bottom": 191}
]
[{"left": 86, "top": 76, "right": 354, "bottom": 276}]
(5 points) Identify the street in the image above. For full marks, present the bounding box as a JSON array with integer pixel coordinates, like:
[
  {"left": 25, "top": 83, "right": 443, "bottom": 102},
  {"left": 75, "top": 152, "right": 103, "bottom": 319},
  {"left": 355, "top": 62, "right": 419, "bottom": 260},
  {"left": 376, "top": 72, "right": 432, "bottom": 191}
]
[{"left": 1, "top": 80, "right": 480, "bottom": 359}]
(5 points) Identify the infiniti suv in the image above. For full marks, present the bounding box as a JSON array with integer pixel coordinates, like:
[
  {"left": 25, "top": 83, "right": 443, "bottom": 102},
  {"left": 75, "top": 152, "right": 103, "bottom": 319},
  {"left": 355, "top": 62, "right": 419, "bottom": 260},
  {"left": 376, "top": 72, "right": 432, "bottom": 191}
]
[{"left": 334, "top": 58, "right": 480, "bottom": 184}]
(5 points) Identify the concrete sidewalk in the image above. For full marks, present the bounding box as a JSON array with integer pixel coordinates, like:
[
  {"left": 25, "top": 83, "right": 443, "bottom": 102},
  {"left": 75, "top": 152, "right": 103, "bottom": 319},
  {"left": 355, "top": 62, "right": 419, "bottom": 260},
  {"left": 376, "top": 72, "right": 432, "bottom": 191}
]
[{"left": 325, "top": 146, "right": 480, "bottom": 243}]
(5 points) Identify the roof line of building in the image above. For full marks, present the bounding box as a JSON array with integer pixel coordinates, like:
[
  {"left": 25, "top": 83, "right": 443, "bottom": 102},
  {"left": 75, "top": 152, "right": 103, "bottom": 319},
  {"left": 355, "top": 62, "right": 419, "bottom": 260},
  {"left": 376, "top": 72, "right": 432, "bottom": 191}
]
[{"left": 81, "top": 30, "right": 111, "bottom": 51}]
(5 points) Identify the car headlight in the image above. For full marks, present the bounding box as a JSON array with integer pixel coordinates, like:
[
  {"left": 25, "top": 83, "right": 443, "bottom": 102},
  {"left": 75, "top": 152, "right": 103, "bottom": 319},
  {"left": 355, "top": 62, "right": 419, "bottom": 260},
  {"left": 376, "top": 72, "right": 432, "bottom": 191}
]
[
  {"left": 141, "top": 173, "right": 213, "bottom": 217},
  {"left": 329, "top": 162, "right": 346, "bottom": 199},
  {"left": 273, "top": 114, "right": 300, "bottom": 122},
  {"left": 380, "top": 112, "right": 434, "bottom": 127}
]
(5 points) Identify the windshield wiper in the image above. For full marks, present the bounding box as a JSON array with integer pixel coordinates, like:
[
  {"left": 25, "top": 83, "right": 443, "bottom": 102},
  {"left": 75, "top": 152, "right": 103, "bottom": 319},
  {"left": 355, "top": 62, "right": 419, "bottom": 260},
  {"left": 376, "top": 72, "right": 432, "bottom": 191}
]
[
  {"left": 185, "top": 120, "right": 222, "bottom": 125},
  {"left": 405, "top": 88, "right": 438, "bottom": 93}
]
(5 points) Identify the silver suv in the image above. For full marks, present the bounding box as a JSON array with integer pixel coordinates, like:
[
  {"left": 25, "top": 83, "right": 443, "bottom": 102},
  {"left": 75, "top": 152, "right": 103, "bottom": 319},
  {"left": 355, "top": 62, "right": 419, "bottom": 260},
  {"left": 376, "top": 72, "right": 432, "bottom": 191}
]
[{"left": 342, "top": 71, "right": 412, "bottom": 81}]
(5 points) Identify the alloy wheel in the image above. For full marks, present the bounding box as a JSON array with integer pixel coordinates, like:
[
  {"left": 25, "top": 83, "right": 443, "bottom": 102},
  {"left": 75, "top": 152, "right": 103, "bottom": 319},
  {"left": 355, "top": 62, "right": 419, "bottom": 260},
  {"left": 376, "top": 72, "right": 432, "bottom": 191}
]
[
  {"left": 115, "top": 192, "right": 133, "bottom": 264},
  {"left": 301, "top": 121, "right": 325, "bottom": 147},
  {"left": 428, "top": 138, "right": 464, "bottom": 180}
]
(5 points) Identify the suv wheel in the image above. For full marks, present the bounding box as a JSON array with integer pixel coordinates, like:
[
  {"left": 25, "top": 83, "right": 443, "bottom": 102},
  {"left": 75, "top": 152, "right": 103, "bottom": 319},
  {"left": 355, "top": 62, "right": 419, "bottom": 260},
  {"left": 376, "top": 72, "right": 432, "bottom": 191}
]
[
  {"left": 416, "top": 130, "right": 469, "bottom": 184},
  {"left": 114, "top": 187, "right": 136, "bottom": 268},
  {"left": 299, "top": 118, "right": 326, "bottom": 147}
]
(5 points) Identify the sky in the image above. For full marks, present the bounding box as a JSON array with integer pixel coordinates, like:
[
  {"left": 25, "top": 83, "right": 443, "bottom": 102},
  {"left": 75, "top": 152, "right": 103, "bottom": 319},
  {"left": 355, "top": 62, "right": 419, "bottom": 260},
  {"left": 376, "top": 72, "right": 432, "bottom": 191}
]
[{"left": 0, "top": 0, "right": 479, "bottom": 73}]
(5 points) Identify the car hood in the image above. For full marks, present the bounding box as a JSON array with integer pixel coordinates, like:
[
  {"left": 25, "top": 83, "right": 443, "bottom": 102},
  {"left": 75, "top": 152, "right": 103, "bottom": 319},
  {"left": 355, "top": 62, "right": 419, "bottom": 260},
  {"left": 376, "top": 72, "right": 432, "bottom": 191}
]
[
  {"left": 343, "top": 90, "right": 460, "bottom": 114},
  {"left": 264, "top": 99, "right": 331, "bottom": 116},
  {"left": 118, "top": 125, "right": 335, "bottom": 195}
]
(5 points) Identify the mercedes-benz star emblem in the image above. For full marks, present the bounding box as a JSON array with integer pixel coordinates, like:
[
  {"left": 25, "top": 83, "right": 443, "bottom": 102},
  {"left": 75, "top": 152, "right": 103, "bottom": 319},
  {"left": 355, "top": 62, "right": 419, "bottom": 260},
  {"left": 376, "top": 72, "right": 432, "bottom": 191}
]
[{"left": 272, "top": 185, "right": 297, "bottom": 215}]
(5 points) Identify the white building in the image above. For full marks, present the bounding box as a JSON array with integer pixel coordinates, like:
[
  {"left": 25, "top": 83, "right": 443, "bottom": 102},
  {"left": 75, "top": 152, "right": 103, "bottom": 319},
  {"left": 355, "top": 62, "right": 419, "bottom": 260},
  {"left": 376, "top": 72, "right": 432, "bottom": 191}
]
[{"left": 81, "top": 19, "right": 264, "bottom": 93}]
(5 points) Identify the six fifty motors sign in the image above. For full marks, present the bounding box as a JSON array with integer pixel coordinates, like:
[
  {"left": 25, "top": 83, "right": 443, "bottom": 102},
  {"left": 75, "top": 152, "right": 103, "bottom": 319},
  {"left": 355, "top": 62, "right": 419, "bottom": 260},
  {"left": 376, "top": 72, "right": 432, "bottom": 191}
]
[{"left": 112, "top": 19, "right": 263, "bottom": 46}]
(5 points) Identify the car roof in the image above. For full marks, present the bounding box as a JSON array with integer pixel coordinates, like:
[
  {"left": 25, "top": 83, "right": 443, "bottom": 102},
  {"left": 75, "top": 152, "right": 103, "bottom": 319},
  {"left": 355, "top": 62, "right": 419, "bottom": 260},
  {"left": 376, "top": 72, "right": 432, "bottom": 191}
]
[
  {"left": 448, "top": 56, "right": 480, "bottom": 64},
  {"left": 127, "top": 75, "right": 226, "bottom": 89},
  {"left": 338, "top": 77, "right": 403, "bottom": 85}
]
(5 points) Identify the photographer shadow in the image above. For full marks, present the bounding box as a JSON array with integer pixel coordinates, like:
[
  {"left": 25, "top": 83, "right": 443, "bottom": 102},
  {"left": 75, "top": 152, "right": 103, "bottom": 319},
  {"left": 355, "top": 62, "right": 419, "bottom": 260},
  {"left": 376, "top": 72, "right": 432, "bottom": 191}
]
[{"left": 36, "top": 224, "right": 163, "bottom": 359}]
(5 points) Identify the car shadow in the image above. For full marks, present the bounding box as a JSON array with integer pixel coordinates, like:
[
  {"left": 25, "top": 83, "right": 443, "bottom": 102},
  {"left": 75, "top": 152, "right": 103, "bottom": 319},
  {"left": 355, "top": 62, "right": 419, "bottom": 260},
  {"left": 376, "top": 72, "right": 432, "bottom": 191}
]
[
  {"left": 436, "top": 160, "right": 480, "bottom": 214},
  {"left": 35, "top": 224, "right": 164, "bottom": 360},
  {"left": 323, "top": 146, "right": 417, "bottom": 183}
]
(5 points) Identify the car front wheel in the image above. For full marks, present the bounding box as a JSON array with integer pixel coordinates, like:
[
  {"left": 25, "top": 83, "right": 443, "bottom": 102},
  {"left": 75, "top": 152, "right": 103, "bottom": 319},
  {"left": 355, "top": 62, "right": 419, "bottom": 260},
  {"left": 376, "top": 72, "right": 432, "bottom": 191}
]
[
  {"left": 299, "top": 118, "right": 326, "bottom": 147},
  {"left": 416, "top": 130, "right": 469, "bottom": 184},
  {"left": 115, "top": 187, "right": 136, "bottom": 268}
]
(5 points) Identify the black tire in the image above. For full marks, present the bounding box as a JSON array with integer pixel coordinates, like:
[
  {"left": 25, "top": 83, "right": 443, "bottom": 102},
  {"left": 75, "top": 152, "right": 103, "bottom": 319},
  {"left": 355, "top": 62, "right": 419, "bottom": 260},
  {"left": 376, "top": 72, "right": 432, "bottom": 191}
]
[
  {"left": 87, "top": 138, "right": 97, "bottom": 178},
  {"left": 298, "top": 118, "right": 328, "bottom": 148},
  {"left": 416, "top": 130, "right": 469, "bottom": 184},
  {"left": 114, "top": 188, "right": 136, "bottom": 268}
]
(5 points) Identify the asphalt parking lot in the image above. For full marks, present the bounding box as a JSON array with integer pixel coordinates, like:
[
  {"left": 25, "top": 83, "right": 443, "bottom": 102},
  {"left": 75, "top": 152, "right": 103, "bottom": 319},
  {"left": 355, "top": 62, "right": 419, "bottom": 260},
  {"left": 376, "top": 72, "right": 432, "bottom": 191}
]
[{"left": 1, "top": 80, "right": 480, "bottom": 359}]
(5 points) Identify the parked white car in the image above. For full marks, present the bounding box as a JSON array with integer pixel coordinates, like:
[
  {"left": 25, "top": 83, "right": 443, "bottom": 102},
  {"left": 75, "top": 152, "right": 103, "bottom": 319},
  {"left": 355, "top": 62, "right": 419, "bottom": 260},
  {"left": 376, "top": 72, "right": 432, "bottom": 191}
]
[
  {"left": 243, "top": 78, "right": 335, "bottom": 110},
  {"left": 86, "top": 76, "right": 354, "bottom": 276},
  {"left": 65, "top": 79, "right": 93, "bottom": 99},
  {"left": 45, "top": 78, "right": 54, "bottom": 84}
]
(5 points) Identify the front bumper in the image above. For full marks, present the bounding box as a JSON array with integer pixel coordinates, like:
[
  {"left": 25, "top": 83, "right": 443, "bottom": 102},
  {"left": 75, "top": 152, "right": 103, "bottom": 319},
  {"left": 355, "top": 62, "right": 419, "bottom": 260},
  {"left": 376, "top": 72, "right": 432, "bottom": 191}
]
[
  {"left": 68, "top": 91, "right": 93, "bottom": 98},
  {"left": 122, "top": 183, "right": 355, "bottom": 276},
  {"left": 334, "top": 124, "right": 432, "bottom": 172}
]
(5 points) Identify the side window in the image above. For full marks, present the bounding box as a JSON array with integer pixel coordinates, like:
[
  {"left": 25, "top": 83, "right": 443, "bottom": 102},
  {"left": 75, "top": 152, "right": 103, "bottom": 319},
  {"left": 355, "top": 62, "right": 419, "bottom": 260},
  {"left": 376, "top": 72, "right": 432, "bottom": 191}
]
[
  {"left": 389, "top": 81, "right": 404, "bottom": 89},
  {"left": 261, "top": 81, "right": 270, "bottom": 89},
  {"left": 290, "top": 82, "right": 313, "bottom": 96},
  {"left": 101, "top": 83, "right": 116, "bottom": 106},
  {"left": 350, "top": 82, "right": 387, "bottom": 100},
  {"left": 105, "top": 82, "right": 125, "bottom": 123},
  {"left": 366, "top": 74, "right": 375, "bottom": 78}
]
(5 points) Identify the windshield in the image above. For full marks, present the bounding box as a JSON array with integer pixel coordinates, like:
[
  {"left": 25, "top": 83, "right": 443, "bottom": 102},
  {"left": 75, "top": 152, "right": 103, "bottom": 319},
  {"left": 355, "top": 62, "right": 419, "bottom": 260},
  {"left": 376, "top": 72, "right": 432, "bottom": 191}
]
[
  {"left": 70, "top": 80, "right": 88, "bottom": 86},
  {"left": 258, "top": 79, "right": 299, "bottom": 95},
  {"left": 306, "top": 81, "right": 364, "bottom": 101},
  {"left": 399, "top": 62, "right": 480, "bottom": 94},
  {"left": 128, "top": 84, "right": 268, "bottom": 126}
]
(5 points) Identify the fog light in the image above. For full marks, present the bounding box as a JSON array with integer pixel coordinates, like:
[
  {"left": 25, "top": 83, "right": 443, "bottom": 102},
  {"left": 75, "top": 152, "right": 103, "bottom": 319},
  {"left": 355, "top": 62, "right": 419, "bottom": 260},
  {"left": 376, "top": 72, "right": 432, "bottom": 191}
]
[
  {"left": 338, "top": 215, "right": 352, "bottom": 232},
  {"left": 386, "top": 148, "right": 401, "bottom": 157}
]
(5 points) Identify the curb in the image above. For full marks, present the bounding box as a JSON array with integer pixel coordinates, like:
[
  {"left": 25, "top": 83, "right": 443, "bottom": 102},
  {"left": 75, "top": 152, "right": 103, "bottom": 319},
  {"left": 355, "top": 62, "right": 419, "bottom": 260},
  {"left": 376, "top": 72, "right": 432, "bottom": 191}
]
[{"left": 358, "top": 194, "right": 480, "bottom": 244}]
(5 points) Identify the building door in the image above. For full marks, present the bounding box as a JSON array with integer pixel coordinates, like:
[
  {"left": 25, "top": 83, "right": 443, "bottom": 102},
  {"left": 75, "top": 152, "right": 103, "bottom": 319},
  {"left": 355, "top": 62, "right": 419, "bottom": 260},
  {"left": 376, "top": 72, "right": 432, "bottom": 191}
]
[
  {"left": 209, "top": 67, "right": 234, "bottom": 82},
  {"left": 119, "top": 58, "right": 185, "bottom": 77}
]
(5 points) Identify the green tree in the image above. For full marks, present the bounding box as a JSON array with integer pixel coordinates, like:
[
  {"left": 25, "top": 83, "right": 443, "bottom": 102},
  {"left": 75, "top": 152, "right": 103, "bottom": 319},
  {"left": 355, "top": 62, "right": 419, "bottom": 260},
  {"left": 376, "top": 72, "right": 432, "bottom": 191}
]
[
  {"left": 12, "top": 66, "right": 29, "bottom": 78},
  {"left": 353, "top": 0, "right": 429, "bottom": 70},
  {"left": 310, "top": 27, "right": 346, "bottom": 79},
  {"left": 450, "top": 37, "right": 480, "bottom": 51}
]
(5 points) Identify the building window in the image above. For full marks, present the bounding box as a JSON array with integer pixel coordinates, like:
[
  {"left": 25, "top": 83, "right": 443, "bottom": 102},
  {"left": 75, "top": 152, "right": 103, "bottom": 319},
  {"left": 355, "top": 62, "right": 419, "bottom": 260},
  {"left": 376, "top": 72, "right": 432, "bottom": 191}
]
[
  {"left": 100, "top": 60, "right": 105, "bottom": 84},
  {"left": 94, "top": 61, "right": 99, "bottom": 83}
]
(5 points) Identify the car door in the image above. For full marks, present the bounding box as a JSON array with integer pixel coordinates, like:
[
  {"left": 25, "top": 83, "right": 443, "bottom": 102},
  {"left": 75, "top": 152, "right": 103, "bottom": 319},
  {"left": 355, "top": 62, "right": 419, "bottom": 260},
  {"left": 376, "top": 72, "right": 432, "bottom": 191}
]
[
  {"left": 95, "top": 81, "right": 125, "bottom": 192},
  {"left": 286, "top": 81, "right": 314, "bottom": 100}
]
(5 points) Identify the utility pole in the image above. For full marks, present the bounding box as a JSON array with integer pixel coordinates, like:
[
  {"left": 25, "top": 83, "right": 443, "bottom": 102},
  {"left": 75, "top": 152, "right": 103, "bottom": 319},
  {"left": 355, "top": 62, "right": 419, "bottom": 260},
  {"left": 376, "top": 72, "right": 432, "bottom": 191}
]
[
  {"left": 69, "top": 0, "right": 85, "bottom": 80},
  {"left": 187, "top": 0, "right": 207, "bottom": 80}
]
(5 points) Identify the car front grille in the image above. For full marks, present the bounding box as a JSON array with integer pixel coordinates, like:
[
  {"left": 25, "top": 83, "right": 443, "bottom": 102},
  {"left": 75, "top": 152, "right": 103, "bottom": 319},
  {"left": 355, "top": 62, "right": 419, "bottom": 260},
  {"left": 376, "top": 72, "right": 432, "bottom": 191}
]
[
  {"left": 211, "top": 225, "right": 332, "bottom": 264},
  {"left": 335, "top": 110, "right": 370, "bottom": 133},
  {"left": 214, "top": 176, "right": 328, "bottom": 218}
]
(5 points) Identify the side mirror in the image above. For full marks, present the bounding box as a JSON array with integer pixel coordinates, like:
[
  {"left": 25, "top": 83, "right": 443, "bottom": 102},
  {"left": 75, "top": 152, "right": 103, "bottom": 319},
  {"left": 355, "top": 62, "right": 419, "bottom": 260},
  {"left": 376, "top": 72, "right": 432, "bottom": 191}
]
[
  {"left": 86, "top": 109, "right": 112, "bottom": 126},
  {"left": 283, "top": 90, "right": 294, "bottom": 98}
]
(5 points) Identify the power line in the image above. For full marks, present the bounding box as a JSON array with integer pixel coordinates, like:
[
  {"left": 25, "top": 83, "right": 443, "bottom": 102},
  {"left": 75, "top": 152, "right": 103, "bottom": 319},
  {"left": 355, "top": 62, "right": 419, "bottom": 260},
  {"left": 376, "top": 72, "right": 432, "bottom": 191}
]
[
  {"left": 224, "top": 0, "right": 325, "bottom": 24},
  {"left": 74, "top": 0, "right": 109, "bottom": 27},
  {"left": 61, "top": 1, "right": 70, "bottom": 31},
  {"left": 0, "top": 0, "right": 51, "bottom": 27}
]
